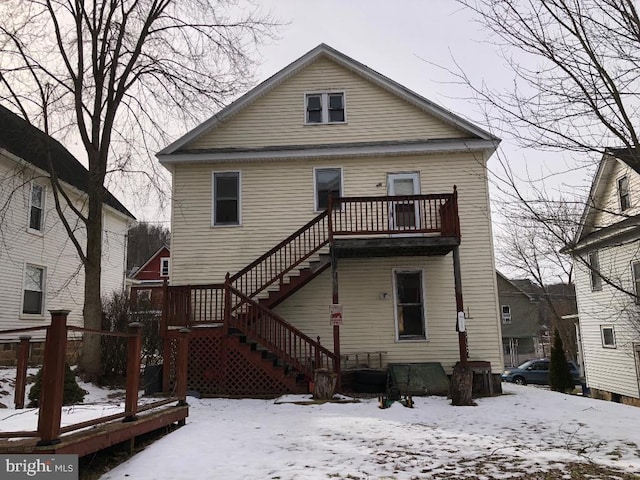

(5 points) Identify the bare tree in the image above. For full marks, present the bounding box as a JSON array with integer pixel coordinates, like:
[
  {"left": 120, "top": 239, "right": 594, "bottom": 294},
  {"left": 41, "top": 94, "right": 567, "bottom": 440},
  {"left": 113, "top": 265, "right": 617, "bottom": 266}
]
[
  {"left": 127, "top": 222, "right": 170, "bottom": 271},
  {"left": 0, "top": 0, "right": 276, "bottom": 379}
]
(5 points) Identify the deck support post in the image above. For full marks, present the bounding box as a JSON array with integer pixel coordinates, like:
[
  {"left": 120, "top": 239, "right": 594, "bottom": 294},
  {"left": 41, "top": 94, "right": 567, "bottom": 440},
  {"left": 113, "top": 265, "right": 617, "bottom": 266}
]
[
  {"left": 124, "top": 322, "right": 143, "bottom": 422},
  {"left": 223, "top": 273, "right": 231, "bottom": 336},
  {"left": 176, "top": 328, "right": 190, "bottom": 407},
  {"left": 14, "top": 336, "right": 31, "bottom": 409},
  {"left": 331, "top": 249, "right": 341, "bottom": 391},
  {"left": 37, "top": 310, "right": 69, "bottom": 446},
  {"left": 452, "top": 246, "right": 468, "bottom": 365},
  {"left": 161, "top": 279, "right": 171, "bottom": 393}
]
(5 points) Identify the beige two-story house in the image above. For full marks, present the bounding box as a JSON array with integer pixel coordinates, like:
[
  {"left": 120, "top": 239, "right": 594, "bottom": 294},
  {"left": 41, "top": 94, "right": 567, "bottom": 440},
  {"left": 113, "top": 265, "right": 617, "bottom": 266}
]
[{"left": 157, "top": 44, "right": 504, "bottom": 396}]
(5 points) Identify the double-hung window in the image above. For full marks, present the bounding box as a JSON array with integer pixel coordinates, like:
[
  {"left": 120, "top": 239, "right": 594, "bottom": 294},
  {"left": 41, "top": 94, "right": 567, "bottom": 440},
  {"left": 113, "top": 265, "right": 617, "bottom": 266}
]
[
  {"left": 23, "top": 264, "right": 45, "bottom": 315},
  {"left": 618, "top": 176, "right": 630, "bottom": 211},
  {"left": 394, "top": 270, "right": 426, "bottom": 340},
  {"left": 632, "top": 261, "right": 640, "bottom": 304},
  {"left": 501, "top": 305, "right": 512, "bottom": 324},
  {"left": 314, "top": 168, "right": 342, "bottom": 211},
  {"left": 160, "top": 257, "right": 170, "bottom": 277},
  {"left": 212, "top": 172, "right": 240, "bottom": 226},
  {"left": 589, "top": 251, "right": 602, "bottom": 291},
  {"left": 305, "top": 92, "right": 345, "bottom": 124},
  {"left": 29, "top": 182, "right": 44, "bottom": 231}
]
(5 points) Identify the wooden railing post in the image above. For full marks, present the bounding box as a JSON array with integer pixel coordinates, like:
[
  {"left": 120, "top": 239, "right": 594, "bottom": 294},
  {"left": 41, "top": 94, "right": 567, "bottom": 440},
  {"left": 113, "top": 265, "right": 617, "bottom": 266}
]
[
  {"left": 14, "top": 336, "right": 31, "bottom": 409},
  {"left": 124, "top": 322, "right": 143, "bottom": 422},
  {"left": 327, "top": 194, "right": 334, "bottom": 242},
  {"left": 176, "top": 328, "right": 190, "bottom": 406},
  {"left": 453, "top": 185, "right": 461, "bottom": 240},
  {"left": 224, "top": 273, "right": 231, "bottom": 335},
  {"left": 315, "top": 336, "right": 321, "bottom": 370},
  {"left": 37, "top": 309, "right": 69, "bottom": 446}
]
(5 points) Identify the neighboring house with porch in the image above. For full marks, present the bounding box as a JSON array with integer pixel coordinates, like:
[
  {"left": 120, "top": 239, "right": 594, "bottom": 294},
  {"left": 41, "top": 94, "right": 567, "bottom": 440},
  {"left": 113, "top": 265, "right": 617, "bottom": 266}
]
[
  {"left": 496, "top": 272, "right": 541, "bottom": 367},
  {"left": 157, "top": 44, "right": 504, "bottom": 396},
  {"left": 566, "top": 148, "right": 640, "bottom": 406},
  {"left": 129, "top": 246, "right": 170, "bottom": 312},
  {"left": 0, "top": 104, "right": 135, "bottom": 361}
]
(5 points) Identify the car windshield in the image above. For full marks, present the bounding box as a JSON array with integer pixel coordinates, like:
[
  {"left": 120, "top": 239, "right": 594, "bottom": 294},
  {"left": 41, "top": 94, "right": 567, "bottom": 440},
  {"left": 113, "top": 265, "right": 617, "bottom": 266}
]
[{"left": 516, "top": 360, "right": 534, "bottom": 369}]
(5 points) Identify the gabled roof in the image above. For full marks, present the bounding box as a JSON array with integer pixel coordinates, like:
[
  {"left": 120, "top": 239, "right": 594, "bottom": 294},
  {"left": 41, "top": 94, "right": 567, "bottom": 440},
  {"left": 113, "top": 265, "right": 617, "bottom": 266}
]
[
  {"left": 0, "top": 104, "right": 135, "bottom": 220},
  {"left": 571, "top": 149, "right": 640, "bottom": 249},
  {"left": 130, "top": 245, "right": 170, "bottom": 280},
  {"left": 496, "top": 271, "right": 535, "bottom": 301},
  {"left": 158, "top": 43, "right": 500, "bottom": 158}
]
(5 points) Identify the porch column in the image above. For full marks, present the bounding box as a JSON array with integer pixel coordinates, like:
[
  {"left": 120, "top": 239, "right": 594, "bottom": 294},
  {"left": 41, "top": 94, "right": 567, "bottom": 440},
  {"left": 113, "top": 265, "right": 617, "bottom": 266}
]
[
  {"left": 331, "top": 249, "right": 341, "bottom": 390},
  {"left": 453, "top": 246, "right": 468, "bottom": 365}
]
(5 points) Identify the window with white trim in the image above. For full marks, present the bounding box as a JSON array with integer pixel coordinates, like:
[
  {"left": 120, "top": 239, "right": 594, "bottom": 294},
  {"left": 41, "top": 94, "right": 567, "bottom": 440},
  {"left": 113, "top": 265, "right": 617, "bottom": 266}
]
[
  {"left": 160, "top": 257, "right": 170, "bottom": 277},
  {"left": 212, "top": 172, "right": 240, "bottom": 225},
  {"left": 394, "top": 270, "right": 426, "bottom": 340},
  {"left": 589, "top": 251, "right": 602, "bottom": 291},
  {"left": 501, "top": 305, "right": 512, "bottom": 324},
  {"left": 305, "top": 92, "right": 345, "bottom": 124},
  {"left": 137, "top": 289, "right": 152, "bottom": 309},
  {"left": 23, "top": 264, "right": 45, "bottom": 315},
  {"left": 314, "top": 168, "right": 342, "bottom": 211},
  {"left": 618, "top": 175, "right": 630, "bottom": 211},
  {"left": 601, "top": 325, "right": 616, "bottom": 348},
  {"left": 29, "top": 182, "right": 44, "bottom": 231}
]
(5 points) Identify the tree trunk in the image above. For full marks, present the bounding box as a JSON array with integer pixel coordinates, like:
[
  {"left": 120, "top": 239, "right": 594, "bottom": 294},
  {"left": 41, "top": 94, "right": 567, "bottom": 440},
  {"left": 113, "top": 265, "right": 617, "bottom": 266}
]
[
  {"left": 450, "top": 363, "right": 474, "bottom": 406},
  {"left": 78, "top": 171, "right": 104, "bottom": 381},
  {"left": 313, "top": 369, "right": 337, "bottom": 400}
]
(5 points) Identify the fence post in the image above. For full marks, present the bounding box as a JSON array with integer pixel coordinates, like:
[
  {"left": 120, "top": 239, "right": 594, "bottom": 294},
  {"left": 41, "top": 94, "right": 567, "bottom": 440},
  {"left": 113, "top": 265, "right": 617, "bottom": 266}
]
[
  {"left": 14, "top": 336, "right": 31, "bottom": 409},
  {"left": 176, "top": 328, "right": 190, "bottom": 407},
  {"left": 124, "top": 322, "right": 143, "bottom": 422},
  {"left": 224, "top": 274, "right": 231, "bottom": 335},
  {"left": 36, "top": 310, "right": 69, "bottom": 446}
]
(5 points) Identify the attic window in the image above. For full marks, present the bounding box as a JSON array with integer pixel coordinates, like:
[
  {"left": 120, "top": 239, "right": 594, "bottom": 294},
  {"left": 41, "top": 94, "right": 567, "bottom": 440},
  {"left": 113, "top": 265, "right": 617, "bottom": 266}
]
[
  {"left": 160, "top": 257, "right": 170, "bottom": 277},
  {"left": 29, "top": 182, "right": 44, "bottom": 232},
  {"left": 618, "top": 176, "right": 630, "bottom": 211},
  {"left": 305, "top": 92, "right": 345, "bottom": 124}
]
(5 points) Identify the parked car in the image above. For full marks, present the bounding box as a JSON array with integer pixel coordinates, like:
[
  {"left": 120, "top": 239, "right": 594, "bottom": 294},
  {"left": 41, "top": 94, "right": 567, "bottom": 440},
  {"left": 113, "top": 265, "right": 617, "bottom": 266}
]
[{"left": 502, "top": 358, "right": 582, "bottom": 386}]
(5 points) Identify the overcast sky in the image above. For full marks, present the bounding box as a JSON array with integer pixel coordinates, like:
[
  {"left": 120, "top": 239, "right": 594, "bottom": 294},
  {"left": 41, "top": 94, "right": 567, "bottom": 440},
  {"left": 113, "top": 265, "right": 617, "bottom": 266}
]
[{"left": 138, "top": 0, "right": 596, "bottom": 248}]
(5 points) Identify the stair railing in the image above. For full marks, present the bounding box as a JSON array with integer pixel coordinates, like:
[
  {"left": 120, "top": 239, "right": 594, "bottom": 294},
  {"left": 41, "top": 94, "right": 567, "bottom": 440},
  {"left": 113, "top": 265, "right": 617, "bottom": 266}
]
[
  {"left": 228, "top": 286, "right": 338, "bottom": 378},
  {"left": 229, "top": 210, "right": 330, "bottom": 302}
]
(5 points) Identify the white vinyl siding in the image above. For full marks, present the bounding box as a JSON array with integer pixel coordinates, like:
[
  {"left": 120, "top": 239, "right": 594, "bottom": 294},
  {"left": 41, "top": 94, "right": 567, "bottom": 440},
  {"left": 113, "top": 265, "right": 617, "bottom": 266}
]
[
  {"left": 574, "top": 241, "right": 640, "bottom": 398},
  {"left": 0, "top": 154, "right": 131, "bottom": 339},
  {"left": 170, "top": 150, "right": 503, "bottom": 372},
  {"left": 188, "top": 57, "right": 466, "bottom": 150}
]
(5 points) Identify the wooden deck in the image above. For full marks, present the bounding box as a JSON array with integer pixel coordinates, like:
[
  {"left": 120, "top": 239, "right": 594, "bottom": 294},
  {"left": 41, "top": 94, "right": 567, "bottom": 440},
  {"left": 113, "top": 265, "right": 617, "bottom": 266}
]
[{"left": 0, "top": 405, "right": 188, "bottom": 456}]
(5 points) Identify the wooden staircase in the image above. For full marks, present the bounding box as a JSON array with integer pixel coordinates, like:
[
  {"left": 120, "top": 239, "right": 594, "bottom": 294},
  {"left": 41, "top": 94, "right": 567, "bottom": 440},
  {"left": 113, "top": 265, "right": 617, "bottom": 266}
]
[{"left": 163, "top": 191, "right": 461, "bottom": 396}]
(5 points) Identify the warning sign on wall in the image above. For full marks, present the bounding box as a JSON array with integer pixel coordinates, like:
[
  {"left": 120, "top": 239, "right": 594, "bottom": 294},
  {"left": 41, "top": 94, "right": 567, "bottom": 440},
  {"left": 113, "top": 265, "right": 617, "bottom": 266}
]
[{"left": 330, "top": 304, "right": 343, "bottom": 326}]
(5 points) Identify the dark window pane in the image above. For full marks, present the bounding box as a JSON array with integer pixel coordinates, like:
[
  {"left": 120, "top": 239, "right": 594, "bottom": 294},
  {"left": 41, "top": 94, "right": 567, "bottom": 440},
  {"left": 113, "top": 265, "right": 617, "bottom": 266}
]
[
  {"left": 328, "top": 109, "right": 345, "bottom": 122},
  {"left": 215, "top": 175, "right": 238, "bottom": 198},
  {"left": 307, "top": 110, "right": 322, "bottom": 123},
  {"left": 398, "top": 305, "right": 424, "bottom": 337},
  {"left": 307, "top": 95, "right": 321, "bottom": 110},
  {"left": 397, "top": 272, "right": 421, "bottom": 303},
  {"left": 215, "top": 200, "right": 238, "bottom": 224},
  {"left": 23, "top": 290, "right": 42, "bottom": 314},
  {"left": 328, "top": 94, "right": 343, "bottom": 109},
  {"left": 602, "top": 328, "right": 614, "bottom": 345},
  {"left": 30, "top": 207, "right": 42, "bottom": 230}
]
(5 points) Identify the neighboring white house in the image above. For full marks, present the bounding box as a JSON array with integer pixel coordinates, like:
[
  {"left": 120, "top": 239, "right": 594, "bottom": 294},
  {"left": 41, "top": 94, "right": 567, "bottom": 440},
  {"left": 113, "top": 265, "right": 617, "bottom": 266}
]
[
  {"left": 0, "top": 104, "right": 136, "bottom": 347},
  {"left": 157, "top": 44, "right": 504, "bottom": 396},
  {"left": 568, "top": 149, "right": 640, "bottom": 406}
]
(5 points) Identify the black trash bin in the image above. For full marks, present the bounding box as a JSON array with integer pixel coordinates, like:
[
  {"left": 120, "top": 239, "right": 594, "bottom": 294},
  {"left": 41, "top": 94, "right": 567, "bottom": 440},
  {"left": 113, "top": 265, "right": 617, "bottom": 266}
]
[{"left": 143, "top": 364, "right": 163, "bottom": 395}]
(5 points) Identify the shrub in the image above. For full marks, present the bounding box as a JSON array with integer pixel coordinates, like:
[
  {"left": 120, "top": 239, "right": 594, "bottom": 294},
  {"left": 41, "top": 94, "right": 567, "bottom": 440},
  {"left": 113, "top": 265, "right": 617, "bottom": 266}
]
[
  {"left": 549, "top": 328, "right": 575, "bottom": 393},
  {"left": 28, "top": 364, "right": 87, "bottom": 407}
]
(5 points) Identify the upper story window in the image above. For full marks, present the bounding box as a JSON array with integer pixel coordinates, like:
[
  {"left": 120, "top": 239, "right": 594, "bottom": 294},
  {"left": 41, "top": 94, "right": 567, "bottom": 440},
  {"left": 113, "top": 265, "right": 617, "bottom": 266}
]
[
  {"left": 314, "top": 167, "right": 342, "bottom": 211},
  {"left": 501, "top": 305, "right": 512, "bottom": 324},
  {"left": 23, "top": 264, "right": 45, "bottom": 315},
  {"left": 618, "top": 175, "right": 630, "bottom": 211},
  {"left": 589, "top": 251, "right": 602, "bottom": 291},
  {"left": 212, "top": 171, "right": 240, "bottom": 226},
  {"left": 29, "top": 182, "right": 44, "bottom": 231},
  {"left": 305, "top": 92, "right": 345, "bottom": 124},
  {"left": 160, "top": 257, "right": 170, "bottom": 277}
]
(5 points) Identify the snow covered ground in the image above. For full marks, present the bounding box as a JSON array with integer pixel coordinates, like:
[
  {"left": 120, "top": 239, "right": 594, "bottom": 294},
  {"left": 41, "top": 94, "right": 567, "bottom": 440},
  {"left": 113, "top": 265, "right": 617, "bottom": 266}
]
[{"left": 1, "top": 368, "right": 639, "bottom": 479}]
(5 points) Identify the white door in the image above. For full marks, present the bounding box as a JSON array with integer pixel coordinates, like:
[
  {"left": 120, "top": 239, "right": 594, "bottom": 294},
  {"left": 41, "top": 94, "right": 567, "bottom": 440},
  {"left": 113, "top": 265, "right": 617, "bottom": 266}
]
[{"left": 388, "top": 173, "right": 420, "bottom": 233}]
